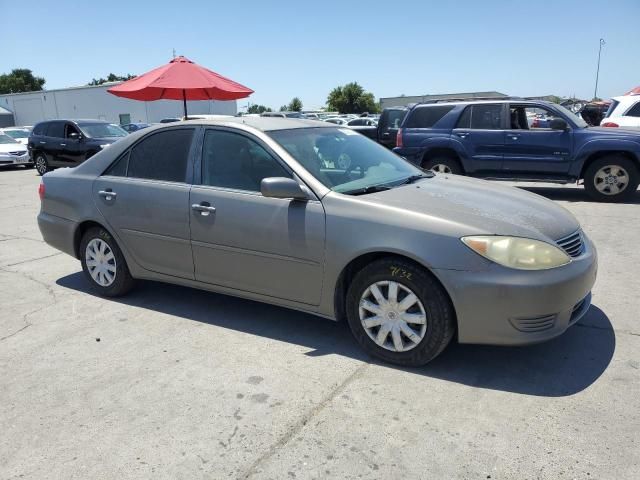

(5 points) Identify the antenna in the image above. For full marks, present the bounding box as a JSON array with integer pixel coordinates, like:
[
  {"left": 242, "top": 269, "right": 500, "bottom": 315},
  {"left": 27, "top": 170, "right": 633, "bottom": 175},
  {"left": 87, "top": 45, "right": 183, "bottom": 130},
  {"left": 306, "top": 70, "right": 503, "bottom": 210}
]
[{"left": 172, "top": 48, "right": 176, "bottom": 59}]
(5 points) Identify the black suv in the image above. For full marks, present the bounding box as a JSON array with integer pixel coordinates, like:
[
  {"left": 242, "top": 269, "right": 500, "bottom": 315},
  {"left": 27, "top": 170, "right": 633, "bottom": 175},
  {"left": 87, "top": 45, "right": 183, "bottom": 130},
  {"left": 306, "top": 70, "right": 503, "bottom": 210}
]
[{"left": 28, "top": 119, "right": 128, "bottom": 175}]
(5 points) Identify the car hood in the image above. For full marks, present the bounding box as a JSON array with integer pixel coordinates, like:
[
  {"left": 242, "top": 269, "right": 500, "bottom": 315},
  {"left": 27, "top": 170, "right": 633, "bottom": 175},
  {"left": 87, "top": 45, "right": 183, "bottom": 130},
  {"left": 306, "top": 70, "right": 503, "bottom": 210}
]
[
  {"left": 587, "top": 126, "right": 640, "bottom": 138},
  {"left": 360, "top": 174, "right": 580, "bottom": 242},
  {"left": 88, "top": 137, "right": 123, "bottom": 144},
  {"left": 0, "top": 143, "right": 27, "bottom": 153}
]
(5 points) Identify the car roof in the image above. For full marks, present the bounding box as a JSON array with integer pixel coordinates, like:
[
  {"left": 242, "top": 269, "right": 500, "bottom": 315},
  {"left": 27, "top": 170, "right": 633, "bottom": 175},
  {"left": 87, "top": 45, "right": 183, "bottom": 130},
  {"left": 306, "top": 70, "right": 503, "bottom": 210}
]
[{"left": 181, "top": 117, "right": 333, "bottom": 132}]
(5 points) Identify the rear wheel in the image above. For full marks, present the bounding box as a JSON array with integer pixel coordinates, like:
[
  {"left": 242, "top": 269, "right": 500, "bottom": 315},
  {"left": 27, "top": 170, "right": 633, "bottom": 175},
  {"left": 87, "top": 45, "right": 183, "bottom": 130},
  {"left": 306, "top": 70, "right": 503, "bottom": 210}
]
[
  {"left": 422, "top": 156, "right": 462, "bottom": 175},
  {"left": 34, "top": 153, "right": 50, "bottom": 176},
  {"left": 80, "top": 227, "right": 134, "bottom": 297},
  {"left": 584, "top": 155, "right": 639, "bottom": 202},
  {"left": 345, "top": 258, "right": 455, "bottom": 366}
]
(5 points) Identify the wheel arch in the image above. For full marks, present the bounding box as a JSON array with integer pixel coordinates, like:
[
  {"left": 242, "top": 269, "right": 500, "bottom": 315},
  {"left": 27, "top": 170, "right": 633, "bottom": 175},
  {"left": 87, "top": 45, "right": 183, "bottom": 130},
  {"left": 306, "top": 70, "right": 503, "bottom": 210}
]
[
  {"left": 73, "top": 220, "right": 113, "bottom": 259},
  {"left": 579, "top": 150, "right": 640, "bottom": 179},
  {"left": 333, "top": 251, "right": 458, "bottom": 332}
]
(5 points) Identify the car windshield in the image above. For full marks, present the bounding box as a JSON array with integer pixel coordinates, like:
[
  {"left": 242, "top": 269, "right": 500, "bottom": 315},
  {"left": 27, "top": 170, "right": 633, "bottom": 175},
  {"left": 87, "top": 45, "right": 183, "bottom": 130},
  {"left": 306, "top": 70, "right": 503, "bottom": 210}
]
[
  {"left": 79, "top": 123, "right": 127, "bottom": 138},
  {"left": 554, "top": 104, "right": 589, "bottom": 128},
  {"left": 268, "top": 127, "right": 425, "bottom": 194},
  {"left": 3, "top": 129, "right": 29, "bottom": 139},
  {"left": 0, "top": 134, "right": 19, "bottom": 144}
]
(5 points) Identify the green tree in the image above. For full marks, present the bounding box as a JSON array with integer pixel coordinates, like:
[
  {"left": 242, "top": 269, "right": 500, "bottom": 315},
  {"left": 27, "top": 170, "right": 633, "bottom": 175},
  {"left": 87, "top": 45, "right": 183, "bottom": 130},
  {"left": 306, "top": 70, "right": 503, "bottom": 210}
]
[
  {"left": 279, "top": 105, "right": 289, "bottom": 112},
  {"left": 88, "top": 73, "right": 136, "bottom": 86},
  {"left": 288, "top": 97, "right": 303, "bottom": 112},
  {"left": 0, "top": 69, "right": 45, "bottom": 94},
  {"left": 326, "top": 82, "right": 379, "bottom": 114},
  {"left": 546, "top": 95, "right": 564, "bottom": 104},
  {"left": 247, "top": 104, "right": 272, "bottom": 114}
]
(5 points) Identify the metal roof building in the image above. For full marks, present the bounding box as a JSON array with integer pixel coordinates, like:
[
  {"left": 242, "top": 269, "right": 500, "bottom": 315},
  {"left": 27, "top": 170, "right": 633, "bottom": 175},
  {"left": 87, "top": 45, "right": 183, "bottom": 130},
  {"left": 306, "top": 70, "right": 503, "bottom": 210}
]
[{"left": 0, "top": 82, "right": 237, "bottom": 127}]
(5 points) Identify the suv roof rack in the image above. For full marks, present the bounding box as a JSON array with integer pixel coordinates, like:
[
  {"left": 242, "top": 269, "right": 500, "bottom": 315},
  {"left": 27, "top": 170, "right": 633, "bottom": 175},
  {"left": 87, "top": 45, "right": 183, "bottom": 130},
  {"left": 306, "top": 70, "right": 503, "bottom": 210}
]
[{"left": 416, "top": 96, "right": 524, "bottom": 105}]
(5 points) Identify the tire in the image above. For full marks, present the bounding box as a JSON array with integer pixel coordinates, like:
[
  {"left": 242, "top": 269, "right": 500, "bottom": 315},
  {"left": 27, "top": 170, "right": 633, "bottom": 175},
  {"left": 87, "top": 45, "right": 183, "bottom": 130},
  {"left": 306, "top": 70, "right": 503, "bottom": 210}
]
[
  {"left": 79, "top": 227, "right": 135, "bottom": 297},
  {"left": 422, "top": 156, "right": 462, "bottom": 175},
  {"left": 345, "top": 258, "right": 455, "bottom": 367},
  {"left": 34, "top": 153, "right": 50, "bottom": 176},
  {"left": 584, "top": 155, "right": 639, "bottom": 202}
]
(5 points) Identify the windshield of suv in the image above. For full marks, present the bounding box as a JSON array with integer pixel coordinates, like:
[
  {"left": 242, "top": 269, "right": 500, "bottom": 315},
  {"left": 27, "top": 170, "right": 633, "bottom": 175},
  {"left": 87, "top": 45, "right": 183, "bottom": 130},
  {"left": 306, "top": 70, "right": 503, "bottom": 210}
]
[
  {"left": 268, "top": 127, "right": 425, "bottom": 194},
  {"left": 554, "top": 104, "right": 589, "bottom": 128},
  {"left": 3, "top": 129, "right": 29, "bottom": 140},
  {"left": 79, "top": 123, "right": 128, "bottom": 138},
  {"left": 0, "top": 134, "right": 19, "bottom": 144}
]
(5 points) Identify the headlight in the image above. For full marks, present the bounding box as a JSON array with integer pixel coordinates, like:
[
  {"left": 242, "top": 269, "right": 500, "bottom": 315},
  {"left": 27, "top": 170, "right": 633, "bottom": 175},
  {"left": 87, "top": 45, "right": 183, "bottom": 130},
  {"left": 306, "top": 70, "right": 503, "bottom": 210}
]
[{"left": 461, "top": 236, "right": 570, "bottom": 270}]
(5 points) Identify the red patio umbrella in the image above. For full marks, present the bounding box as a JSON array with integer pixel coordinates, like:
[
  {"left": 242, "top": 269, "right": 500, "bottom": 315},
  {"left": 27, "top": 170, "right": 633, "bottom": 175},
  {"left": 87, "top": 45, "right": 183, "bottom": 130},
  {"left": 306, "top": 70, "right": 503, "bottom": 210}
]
[{"left": 107, "top": 56, "right": 253, "bottom": 118}]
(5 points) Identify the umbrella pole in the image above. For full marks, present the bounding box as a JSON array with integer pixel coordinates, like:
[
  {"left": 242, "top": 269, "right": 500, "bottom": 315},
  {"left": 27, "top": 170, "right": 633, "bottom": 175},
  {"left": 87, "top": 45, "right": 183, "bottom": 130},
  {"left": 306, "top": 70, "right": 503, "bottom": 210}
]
[{"left": 183, "top": 89, "right": 188, "bottom": 119}]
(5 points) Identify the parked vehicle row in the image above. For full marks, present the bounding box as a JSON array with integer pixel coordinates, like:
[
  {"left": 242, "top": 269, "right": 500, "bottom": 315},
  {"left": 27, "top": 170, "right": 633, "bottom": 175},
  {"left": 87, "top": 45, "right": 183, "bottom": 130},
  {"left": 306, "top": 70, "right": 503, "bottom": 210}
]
[
  {"left": 37, "top": 118, "right": 596, "bottom": 366},
  {"left": 392, "top": 99, "right": 640, "bottom": 201}
]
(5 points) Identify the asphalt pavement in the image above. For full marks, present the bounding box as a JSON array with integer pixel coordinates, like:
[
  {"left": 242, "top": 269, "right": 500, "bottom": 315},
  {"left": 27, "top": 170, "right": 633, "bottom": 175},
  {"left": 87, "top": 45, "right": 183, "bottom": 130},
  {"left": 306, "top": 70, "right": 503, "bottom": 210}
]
[{"left": 1, "top": 168, "right": 638, "bottom": 479}]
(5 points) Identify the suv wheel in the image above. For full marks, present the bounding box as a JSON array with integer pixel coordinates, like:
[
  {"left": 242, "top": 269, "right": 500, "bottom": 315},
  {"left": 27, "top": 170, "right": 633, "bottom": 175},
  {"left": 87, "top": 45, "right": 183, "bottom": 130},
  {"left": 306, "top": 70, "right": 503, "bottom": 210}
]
[
  {"left": 34, "top": 153, "right": 50, "bottom": 176},
  {"left": 80, "top": 227, "right": 135, "bottom": 297},
  {"left": 423, "top": 156, "right": 462, "bottom": 175},
  {"left": 584, "top": 155, "right": 639, "bottom": 202},
  {"left": 345, "top": 258, "right": 455, "bottom": 366}
]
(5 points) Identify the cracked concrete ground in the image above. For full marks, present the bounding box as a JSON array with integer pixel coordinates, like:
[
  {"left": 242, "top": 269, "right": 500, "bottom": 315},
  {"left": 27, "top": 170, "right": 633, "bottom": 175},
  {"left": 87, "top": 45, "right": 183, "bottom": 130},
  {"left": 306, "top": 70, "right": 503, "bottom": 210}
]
[{"left": 1, "top": 168, "right": 638, "bottom": 479}]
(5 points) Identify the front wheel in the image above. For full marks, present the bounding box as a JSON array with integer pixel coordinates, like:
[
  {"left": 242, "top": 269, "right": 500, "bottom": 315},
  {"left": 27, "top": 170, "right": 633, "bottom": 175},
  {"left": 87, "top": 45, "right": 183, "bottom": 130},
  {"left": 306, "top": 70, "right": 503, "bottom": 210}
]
[
  {"left": 345, "top": 258, "right": 456, "bottom": 366},
  {"left": 80, "top": 227, "right": 135, "bottom": 297},
  {"left": 584, "top": 156, "right": 639, "bottom": 202},
  {"left": 34, "top": 153, "right": 50, "bottom": 176},
  {"left": 422, "top": 156, "right": 462, "bottom": 175}
]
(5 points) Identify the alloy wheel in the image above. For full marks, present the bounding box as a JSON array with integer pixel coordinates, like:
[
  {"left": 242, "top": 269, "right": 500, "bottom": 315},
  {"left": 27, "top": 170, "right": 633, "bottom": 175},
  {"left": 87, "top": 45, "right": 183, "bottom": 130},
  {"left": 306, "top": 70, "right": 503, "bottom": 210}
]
[
  {"left": 358, "top": 280, "right": 427, "bottom": 352},
  {"left": 35, "top": 156, "right": 47, "bottom": 175},
  {"left": 594, "top": 165, "right": 629, "bottom": 196},
  {"left": 430, "top": 164, "right": 452, "bottom": 174},
  {"left": 85, "top": 238, "right": 117, "bottom": 287}
]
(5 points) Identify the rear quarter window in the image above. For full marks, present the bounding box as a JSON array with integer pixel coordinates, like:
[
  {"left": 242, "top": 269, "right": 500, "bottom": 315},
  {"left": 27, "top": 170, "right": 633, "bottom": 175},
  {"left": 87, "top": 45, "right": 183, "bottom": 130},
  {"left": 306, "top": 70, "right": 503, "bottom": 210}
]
[
  {"left": 405, "top": 106, "right": 454, "bottom": 128},
  {"left": 625, "top": 102, "right": 640, "bottom": 117}
]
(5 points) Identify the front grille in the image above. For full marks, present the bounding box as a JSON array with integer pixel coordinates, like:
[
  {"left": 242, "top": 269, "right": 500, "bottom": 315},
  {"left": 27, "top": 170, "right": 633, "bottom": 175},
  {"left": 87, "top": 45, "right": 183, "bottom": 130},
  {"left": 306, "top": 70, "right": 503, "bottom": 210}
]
[
  {"left": 510, "top": 314, "right": 557, "bottom": 333},
  {"left": 9, "top": 151, "right": 26, "bottom": 156},
  {"left": 556, "top": 230, "right": 584, "bottom": 258}
]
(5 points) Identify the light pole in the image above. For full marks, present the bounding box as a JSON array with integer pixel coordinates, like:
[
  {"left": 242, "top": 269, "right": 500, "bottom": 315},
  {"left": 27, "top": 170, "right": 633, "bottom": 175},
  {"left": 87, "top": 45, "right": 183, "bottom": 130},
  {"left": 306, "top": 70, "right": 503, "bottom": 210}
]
[{"left": 594, "top": 38, "right": 605, "bottom": 100}]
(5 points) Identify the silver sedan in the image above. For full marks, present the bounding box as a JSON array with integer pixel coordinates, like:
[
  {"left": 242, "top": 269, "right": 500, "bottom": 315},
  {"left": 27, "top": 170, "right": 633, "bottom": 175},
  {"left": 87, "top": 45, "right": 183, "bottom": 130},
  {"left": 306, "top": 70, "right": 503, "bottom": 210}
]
[{"left": 37, "top": 118, "right": 597, "bottom": 365}]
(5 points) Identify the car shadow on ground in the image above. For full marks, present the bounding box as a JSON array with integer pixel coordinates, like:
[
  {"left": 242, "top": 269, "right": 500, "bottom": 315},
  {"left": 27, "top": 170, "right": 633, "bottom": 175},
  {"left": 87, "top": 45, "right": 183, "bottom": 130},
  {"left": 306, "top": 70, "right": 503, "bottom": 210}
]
[
  {"left": 57, "top": 272, "right": 615, "bottom": 398},
  {"left": 517, "top": 185, "right": 640, "bottom": 204}
]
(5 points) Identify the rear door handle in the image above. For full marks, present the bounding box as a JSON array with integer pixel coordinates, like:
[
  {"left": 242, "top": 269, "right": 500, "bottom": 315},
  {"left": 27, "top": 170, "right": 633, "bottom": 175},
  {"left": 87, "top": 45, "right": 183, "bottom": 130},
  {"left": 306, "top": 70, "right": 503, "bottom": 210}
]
[
  {"left": 39, "top": 141, "right": 46, "bottom": 144},
  {"left": 509, "top": 135, "right": 520, "bottom": 140},
  {"left": 192, "top": 203, "right": 216, "bottom": 216},
  {"left": 98, "top": 190, "right": 117, "bottom": 200},
  {"left": 60, "top": 143, "right": 66, "bottom": 147}
]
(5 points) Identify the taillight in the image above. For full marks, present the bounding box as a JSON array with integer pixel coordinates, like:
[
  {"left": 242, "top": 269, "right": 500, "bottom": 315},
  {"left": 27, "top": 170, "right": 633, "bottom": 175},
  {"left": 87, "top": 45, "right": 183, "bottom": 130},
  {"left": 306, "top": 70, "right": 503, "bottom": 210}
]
[
  {"left": 396, "top": 128, "right": 403, "bottom": 148},
  {"left": 601, "top": 122, "right": 619, "bottom": 127},
  {"left": 38, "top": 183, "right": 45, "bottom": 201}
]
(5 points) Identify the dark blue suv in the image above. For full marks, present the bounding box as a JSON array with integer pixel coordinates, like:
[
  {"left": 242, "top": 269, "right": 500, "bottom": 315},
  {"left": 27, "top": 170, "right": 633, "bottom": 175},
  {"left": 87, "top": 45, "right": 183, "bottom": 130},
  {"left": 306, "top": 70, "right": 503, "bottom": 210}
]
[{"left": 394, "top": 100, "right": 640, "bottom": 201}]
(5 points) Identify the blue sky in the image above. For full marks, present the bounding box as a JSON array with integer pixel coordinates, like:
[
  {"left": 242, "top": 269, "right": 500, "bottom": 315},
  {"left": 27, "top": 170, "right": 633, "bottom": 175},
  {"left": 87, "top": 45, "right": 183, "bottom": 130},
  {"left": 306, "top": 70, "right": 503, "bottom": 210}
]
[{"left": 3, "top": 0, "right": 639, "bottom": 110}]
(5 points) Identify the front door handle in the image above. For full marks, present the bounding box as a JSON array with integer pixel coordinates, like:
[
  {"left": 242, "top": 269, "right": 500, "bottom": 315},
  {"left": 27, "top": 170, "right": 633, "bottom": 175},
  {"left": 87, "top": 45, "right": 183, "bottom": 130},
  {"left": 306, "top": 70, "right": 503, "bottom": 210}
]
[
  {"left": 60, "top": 143, "right": 66, "bottom": 147},
  {"left": 98, "top": 190, "right": 117, "bottom": 200},
  {"left": 192, "top": 203, "right": 216, "bottom": 216},
  {"left": 39, "top": 141, "right": 46, "bottom": 144},
  {"left": 509, "top": 135, "right": 520, "bottom": 140},
  {"left": 456, "top": 132, "right": 470, "bottom": 138}
]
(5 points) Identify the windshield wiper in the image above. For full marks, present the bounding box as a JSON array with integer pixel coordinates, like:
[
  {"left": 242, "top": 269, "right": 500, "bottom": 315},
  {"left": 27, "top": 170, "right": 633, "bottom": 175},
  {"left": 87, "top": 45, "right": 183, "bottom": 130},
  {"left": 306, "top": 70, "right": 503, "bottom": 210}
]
[
  {"left": 400, "top": 172, "right": 433, "bottom": 185},
  {"left": 342, "top": 184, "right": 393, "bottom": 196}
]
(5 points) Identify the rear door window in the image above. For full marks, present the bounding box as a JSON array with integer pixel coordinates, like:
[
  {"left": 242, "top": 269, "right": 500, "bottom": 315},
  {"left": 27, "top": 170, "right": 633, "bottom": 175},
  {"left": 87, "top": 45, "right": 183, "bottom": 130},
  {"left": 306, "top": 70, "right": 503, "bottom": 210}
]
[
  {"left": 127, "top": 129, "right": 194, "bottom": 182},
  {"left": 456, "top": 104, "right": 503, "bottom": 129},
  {"left": 625, "top": 102, "right": 640, "bottom": 117},
  {"left": 32, "top": 123, "right": 47, "bottom": 136},
  {"left": 405, "top": 105, "right": 454, "bottom": 128},
  {"left": 46, "top": 122, "right": 65, "bottom": 138}
]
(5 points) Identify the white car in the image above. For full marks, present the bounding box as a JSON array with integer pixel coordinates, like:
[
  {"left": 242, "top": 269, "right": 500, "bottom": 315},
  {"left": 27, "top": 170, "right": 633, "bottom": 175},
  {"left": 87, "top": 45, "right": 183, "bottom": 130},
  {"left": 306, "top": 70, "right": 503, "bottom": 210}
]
[
  {"left": 0, "top": 127, "right": 30, "bottom": 145},
  {"left": 600, "top": 95, "right": 640, "bottom": 129},
  {"left": 325, "top": 117, "right": 349, "bottom": 125},
  {"left": 0, "top": 134, "right": 31, "bottom": 168}
]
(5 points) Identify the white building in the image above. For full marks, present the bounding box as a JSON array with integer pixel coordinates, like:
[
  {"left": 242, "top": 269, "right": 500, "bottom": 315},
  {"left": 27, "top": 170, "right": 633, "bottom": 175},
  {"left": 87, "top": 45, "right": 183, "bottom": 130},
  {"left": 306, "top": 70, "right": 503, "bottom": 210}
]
[{"left": 0, "top": 82, "right": 237, "bottom": 127}]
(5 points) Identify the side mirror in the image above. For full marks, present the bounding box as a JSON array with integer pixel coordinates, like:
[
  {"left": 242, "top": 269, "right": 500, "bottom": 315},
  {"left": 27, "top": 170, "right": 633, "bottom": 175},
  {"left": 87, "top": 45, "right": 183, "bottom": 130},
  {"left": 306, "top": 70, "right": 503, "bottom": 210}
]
[
  {"left": 550, "top": 118, "right": 568, "bottom": 131},
  {"left": 261, "top": 177, "right": 308, "bottom": 200},
  {"left": 68, "top": 132, "right": 81, "bottom": 140}
]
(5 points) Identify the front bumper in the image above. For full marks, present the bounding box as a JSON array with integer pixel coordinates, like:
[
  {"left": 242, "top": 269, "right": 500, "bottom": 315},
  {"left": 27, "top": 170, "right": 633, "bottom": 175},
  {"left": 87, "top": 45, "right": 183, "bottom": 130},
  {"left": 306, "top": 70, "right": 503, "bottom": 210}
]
[
  {"left": 0, "top": 153, "right": 32, "bottom": 166},
  {"left": 434, "top": 235, "right": 598, "bottom": 346}
]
